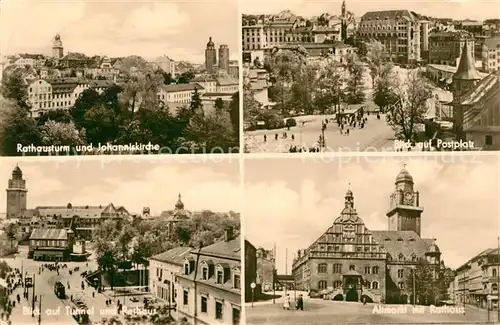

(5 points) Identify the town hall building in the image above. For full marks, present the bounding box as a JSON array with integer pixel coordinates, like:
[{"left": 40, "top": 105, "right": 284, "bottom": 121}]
[{"left": 291, "top": 167, "right": 442, "bottom": 304}]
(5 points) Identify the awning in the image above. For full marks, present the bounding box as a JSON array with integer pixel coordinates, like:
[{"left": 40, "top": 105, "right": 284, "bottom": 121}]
[{"left": 34, "top": 250, "right": 64, "bottom": 258}]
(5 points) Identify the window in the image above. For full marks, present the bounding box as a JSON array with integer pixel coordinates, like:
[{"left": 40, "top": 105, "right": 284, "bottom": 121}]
[
  {"left": 333, "top": 264, "right": 342, "bottom": 273},
  {"left": 318, "top": 263, "right": 327, "bottom": 273},
  {"left": 398, "top": 282, "right": 405, "bottom": 289},
  {"left": 233, "top": 307, "right": 240, "bottom": 324},
  {"left": 398, "top": 269, "right": 404, "bottom": 278},
  {"left": 365, "top": 281, "right": 371, "bottom": 289},
  {"left": 318, "top": 280, "right": 328, "bottom": 290},
  {"left": 202, "top": 267, "right": 208, "bottom": 280},
  {"left": 215, "top": 301, "right": 223, "bottom": 319},
  {"left": 372, "top": 266, "right": 379, "bottom": 274},
  {"left": 372, "top": 281, "right": 379, "bottom": 289},
  {"left": 494, "top": 269, "right": 498, "bottom": 277},
  {"left": 201, "top": 296, "right": 207, "bottom": 313},
  {"left": 365, "top": 266, "right": 371, "bottom": 274},
  {"left": 217, "top": 270, "right": 223, "bottom": 284},
  {"left": 333, "top": 280, "right": 342, "bottom": 289},
  {"left": 411, "top": 254, "right": 417, "bottom": 262},
  {"left": 183, "top": 290, "right": 188, "bottom": 305},
  {"left": 486, "top": 135, "right": 493, "bottom": 146},
  {"left": 398, "top": 253, "right": 405, "bottom": 261},
  {"left": 234, "top": 274, "right": 240, "bottom": 289},
  {"left": 184, "top": 263, "right": 189, "bottom": 275},
  {"left": 349, "top": 265, "right": 355, "bottom": 271}
]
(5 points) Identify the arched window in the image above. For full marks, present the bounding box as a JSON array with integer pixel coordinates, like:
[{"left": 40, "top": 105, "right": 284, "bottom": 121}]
[
  {"left": 372, "top": 266, "right": 379, "bottom": 274},
  {"left": 318, "top": 280, "right": 328, "bottom": 290},
  {"left": 372, "top": 281, "right": 379, "bottom": 289},
  {"left": 411, "top": 254, "right": 417, "bottom": 262},
  {"left": 333, "top": 264, "right": 342, "bottom": 273},
  {"left": 387, "top": 253, "right": 392, "bottom": 261},
  {"left": 333, "top": 280, "right": 342, "bottom": 289},
  {"left": 365, "top": 281, "right": 371, "bottom": 289},
  {"left": 398, "top": 269, "right": 404, "bottom": 278},
  {"left": 398, "top": 253, "right": 405, "bottom": 261},
  {"left": 493, "top": 284, "right": 498, "bottom": 291},
  {"left": 398, "top": 282, "right": 405, "bottom": 289},
  {"left": 493, "top": 269, "right": 497, "bottom": 277},
  {"left": 365, "top": 266, "right": 371, "bottom": 274},
  {"left": 318, "top": 263, "right": 327, "bottom": 273},
  {"left": 349, "top": 265, "right": 355, "bottom": 271}
]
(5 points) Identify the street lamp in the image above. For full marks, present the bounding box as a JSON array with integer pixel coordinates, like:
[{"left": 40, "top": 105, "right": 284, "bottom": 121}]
[{"left": 251, "top": 282, "right": 256, "bottom": 308}]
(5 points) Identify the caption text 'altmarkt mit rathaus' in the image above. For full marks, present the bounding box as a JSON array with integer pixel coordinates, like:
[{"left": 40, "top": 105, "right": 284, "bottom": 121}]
[{"left": 292, "top": 168, "right": 442, "bottom": 304}]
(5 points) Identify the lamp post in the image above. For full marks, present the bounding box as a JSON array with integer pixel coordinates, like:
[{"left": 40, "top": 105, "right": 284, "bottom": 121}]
[
  {"left": 412, "top": 268, "right": 416, "bottom": 306},
  {"left": 251, "top": 282, "right": 256, "bottom": 308}
]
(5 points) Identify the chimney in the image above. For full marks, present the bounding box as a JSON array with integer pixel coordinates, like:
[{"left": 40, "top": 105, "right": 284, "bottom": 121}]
[{"left": 224, "top": 226, "right": 233, "bottom": 242}]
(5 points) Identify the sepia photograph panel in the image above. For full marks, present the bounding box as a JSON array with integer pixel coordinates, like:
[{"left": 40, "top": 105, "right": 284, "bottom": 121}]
[
  {"left": 0, "top": 0, "right": 240, "bottom": 156},
  {"left": 0, "top": 156, "right": 241, "bottom": 325},
  {"left": 244, "top": 155, "right": 499, "bottom": 324},
  {"left": 241, "top": 0, "right": 500, "bottom": 154}
]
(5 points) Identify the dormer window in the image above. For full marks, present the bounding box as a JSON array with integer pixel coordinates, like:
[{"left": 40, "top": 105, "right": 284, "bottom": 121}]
[
  {"left": 202, "top": 267, "right": 208, "bottom": 280},
  {"left": 216, "top": 263, "right": 230, "bottom": 284},
  {"left": 184, "top": 257, "right": 195, "bottom": 275},
  {"left": 217, "top": 269, "right": 224, "bottom": 284},
  {"left": 398, "top": 253, "right": 405, "bottom": 261},
  {"left": 234, "top": 273, "right": 241, "bottom": 289}
]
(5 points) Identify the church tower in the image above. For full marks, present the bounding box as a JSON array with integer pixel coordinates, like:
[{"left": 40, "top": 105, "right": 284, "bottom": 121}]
[
  {"left": 386, "top": 167, "right": 424, "bottom": 236},
  {"left": 205, "top": 36, "right": 217, "bottom": 73},
  {"left": 6, "top": 166, "right": 28, "bottom": 219},
  {"left": 452, "top": 41, "right": 481, "bottom": 140},
  {"left": 52, "top": 34, "right": 64, "bottom": 59}
]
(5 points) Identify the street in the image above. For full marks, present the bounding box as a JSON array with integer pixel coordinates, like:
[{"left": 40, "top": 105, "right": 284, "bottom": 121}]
[
  {"left": 246, "top": 299, "right": 500, "bottom": 325},
  {"left": 0, "top": 245, "right": 135, "bottom": 325},
  {"left": 245, "top": 112, "right": 395, "bottom": 153}
]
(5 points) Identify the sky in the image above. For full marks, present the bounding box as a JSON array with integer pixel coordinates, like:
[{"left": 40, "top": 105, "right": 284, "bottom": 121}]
[
  {"left": 241, "top": 0, "right": 500, "bottom": 21},
  {"left": 0, "top": 0, "right": 239, "bottom": 63},
  {"left": 244, "top": 155, "right": 499, "bottom": 273},
  {"left": 0, "top": 156, "right": 240, "bottom": 216}
]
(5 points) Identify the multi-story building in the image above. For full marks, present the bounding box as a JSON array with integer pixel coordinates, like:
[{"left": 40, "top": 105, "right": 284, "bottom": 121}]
[
  {"left": 244, "top": 68, "right": 270, "bottom": 107},
  {"left": 205, "top": 37, "right": 217, "bottom": 73},
  {"left": 191, "top": 76, "right": 217, "bottom": 93},
  {"left": 154, "top": 55, "right": 177, "bottom": 76},
  {"left": 149, "top": 246, "right": 193, "bottom": 305},
  {"left": 6, "top": 166, "right": 27, "bottom": 219},
  {"left": 245, "top": 241, "right": 258, "bottom": 302},
  {"left": 52, "top": 34, "right": 64, "bottom": 59},
  {"left": 454, "top": 248, "right": 500, "bottom": 309},
  {"left": 482, "top": 37, "right": 500, "bottom": 72},
  {"left": 158, "top": 194, "right": 191, "bottom": 234},
  {"left": 85, "top": 56, "right": 117, "bottom": 79},
  {"left": 13, "top": 54, "right": 45, "bottom": 68},
  {"left": 428, "top": 31, "right": 474, "bottom": 66},
  {"left": 88, "top": 80, "right": 115, "bottom": 94},
  {"left": 28, "top": 228, "right": 72, "bottom": 261},
  {"left": 218, "top": 45, "right": 230, "bottom": 72},
  {"left": 228, "top": 60, "right": 239, "bottom": 79},
  {"left": 157, "top": 83, "right": 205, "bottom": 106},
  {"left": 59, "top": 52, "right": 91, "bottom": 69},
  {"left": 452, "top": 41, "right": 500, "bottom": 149},
  {"left": 48, "top": 78, "right": 90, "bottom": 110},
  {"left": 292, "top": 167, "right": 442, "bottom": 304},
  {"left": 176, "top": 227, "right": 241, "bottom": 325},
  {"left": 215, "top": 76, "right": 239, "bottom": 94},
  {"left": 358, "top": 10, "right": 429, "bottom": 64},
  {"left": 27, "top": 79, "right": 53, "bottom": 117}
]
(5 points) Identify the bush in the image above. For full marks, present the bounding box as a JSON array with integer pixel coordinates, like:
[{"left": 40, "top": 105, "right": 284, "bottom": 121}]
[
  {"left": 266, "top": 113, "right": 285, "bottom": 129},
  {"left": 285, "top": 118, "right": 297, "bottom": 127}
]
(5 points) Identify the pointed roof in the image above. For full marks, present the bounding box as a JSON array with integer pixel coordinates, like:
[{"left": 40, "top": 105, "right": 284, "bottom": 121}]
[
  {"left": 175, "top": 193, "right": 184, "bottom": 210},
  {"left": 454, "top": 41, "right": 481, "bottom": 81}
]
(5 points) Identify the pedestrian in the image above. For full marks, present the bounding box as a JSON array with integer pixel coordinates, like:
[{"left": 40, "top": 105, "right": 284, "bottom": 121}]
[
  {"left": 263, "top": 134, "right": 267, "bottom": 142},
  {"left": 92, "top": 292, "right": 95, "bottom": 298},
  {"left": 297, "top": 294, "right": 304, "bottom": 310},
  {"left": 283, "top": 294, "right": 291, "bottom": 310}
]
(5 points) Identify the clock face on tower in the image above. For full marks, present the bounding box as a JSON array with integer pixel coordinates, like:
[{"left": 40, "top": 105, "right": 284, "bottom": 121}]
[{"left": 403, "top": 191, "right": 414, "bottom": 205}]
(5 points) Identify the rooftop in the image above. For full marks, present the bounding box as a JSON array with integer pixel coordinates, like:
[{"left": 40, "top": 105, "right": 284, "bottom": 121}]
[
  {"left": 150, "top": 246, "right": 193, "bottom": 266},
  {"left": 30, "top": 228, "right": 68, "bottom": 240},
  {"left": 160, "top": 83, "right": 204, "bottom": 93}
]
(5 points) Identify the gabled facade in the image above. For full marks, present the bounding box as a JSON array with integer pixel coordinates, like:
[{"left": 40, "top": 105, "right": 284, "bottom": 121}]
[{"left": 176, "top": 228, "right": 241, "bottom": 325}]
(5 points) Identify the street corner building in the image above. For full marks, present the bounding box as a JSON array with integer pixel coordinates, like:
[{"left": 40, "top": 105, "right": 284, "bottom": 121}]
[
  {"left": 149, "top": 227, "right": 241, "bottom": 325},
  {"left": 292, "top": 167, "right": 441, "bottom": 304}
]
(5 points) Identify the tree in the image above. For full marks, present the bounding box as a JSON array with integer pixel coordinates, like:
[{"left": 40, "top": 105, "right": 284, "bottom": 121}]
[
  {"left": 373, "top": 63, "right": 399, "bottom": 112},
  {"left": 71, "top": 89, "right": 101, "bottom": 128},
  {"left": 1, "top": 70, "right": 29, "bottom": 107},
  {"left": 117, "top": 225, "right": 137, "bottom": 260},
  {"left": 229, "top": 92, "right": 240, "bottom": 136},
  {"left": 365, "top": 40, "right": 386, "bottom": 88},
  {"left": 93, "top": 220, "right": 120, "bottom": 242},
  {"left": 4, "top": 224, "right": 17, "bottom": 250},
  {"left": 41, "top": 120, "right": 86, "bottom": 148},
  {"left": 344, "top": 54, "right": 366, "bottom": 104},
  {"left": 177, "top": 71, "right": 195, "bottom": 84},
  {"left": 313, "top": 64, "right": 343, "bottom": 114},
  {"left": 0, "top": 98, "right": 42, "bottom": 156},
  {"left": 243, "top": 88, "right": 262, "bottom": 128},
  {"left": 214, "top": 98, "right": 224, "bottom": 112},
  {"left": 184, "top": 110, "right": 237, "bottom": 153},
  {"left": 289, "top": 63, "right": 318, "bottom": 115},
  {"left": 36, "top": 109, "right": 73, "bottom": 126},
  {"left": 84, "top": 105, "right": 119, "bottom": 144},
  {"left": 97, "top": 242, "right": 119, "bottom": 290},
  {"left": 406, "top": 258, "right": 440, "bottom": 305},
  {"left": 161, "top": 72, "right": 175, "bottom": 85},
  {"left": 386, "top": 70, "right": 433, "bottom": 141},
  {"left": 190, "top": 88, "right": 203, "bottom": 113}
]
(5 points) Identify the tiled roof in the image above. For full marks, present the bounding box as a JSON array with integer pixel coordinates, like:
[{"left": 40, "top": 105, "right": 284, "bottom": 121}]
[
  {"left": 371, "top": 231, "right": 436, "bottom": 259},
  {"left": 216, "top": 76, "right": 238, "bottom": 86},
  {"left": 61, "top": 52, "right": 88, "bottom": 61},
  {"left": 454, "top": 41, "right": 482, "bottom": 80},
  {"left": 199, "top": 235, "right": 241, "bottom": 260},
  {"left": 361, "top": 10, "right": 415, "bottom": 21},
  {"left": 150, "top": 246, "right": 193, "bottom": 266},
  {"left": 191, "top": 76, "right": 216, "bottom": 83},
  {"left": 30, "top": 228, "right": 68, "bottom": 240},
  {"left": 462, "top": 74, "right": 499, "bottom": 127},
  {"left": 36, "top": 205, "right": 105, "bottom": 218},
  {"left": 160, "top": 83, "right": 204, "bottom": 93}
]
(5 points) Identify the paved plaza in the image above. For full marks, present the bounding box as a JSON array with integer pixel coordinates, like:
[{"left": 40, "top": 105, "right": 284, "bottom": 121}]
[
  {"left": 246, "top": 299, "right": 499, "bottom": 325},
  {"left": 1, "top": 246, "right": 149, "bottom": 325}
]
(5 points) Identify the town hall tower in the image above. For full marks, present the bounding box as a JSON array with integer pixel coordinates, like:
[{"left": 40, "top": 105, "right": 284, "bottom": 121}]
[{"left": 6, "top": 166, "right": 28, "bottom": 219}]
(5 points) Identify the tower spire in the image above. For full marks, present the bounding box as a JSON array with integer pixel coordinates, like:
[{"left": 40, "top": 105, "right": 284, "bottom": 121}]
[{"left": 454, "top": 41, "right": 481, "bottom": 81}]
